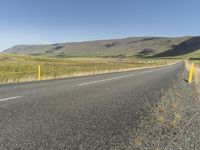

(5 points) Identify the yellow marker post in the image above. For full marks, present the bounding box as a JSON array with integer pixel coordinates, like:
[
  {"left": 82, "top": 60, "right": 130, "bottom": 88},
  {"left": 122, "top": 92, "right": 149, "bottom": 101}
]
[
  {"left": 188, "top": 63, "right": 194, "bottom": 83},
  {"left": 38, "top": 65, "right": 41, "bottom": 81}
]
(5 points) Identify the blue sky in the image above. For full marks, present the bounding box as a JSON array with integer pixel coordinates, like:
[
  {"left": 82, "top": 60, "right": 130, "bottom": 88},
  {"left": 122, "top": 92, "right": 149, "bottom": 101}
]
[{"left": 0, "top": 0, "right": 200, "bottom": 51}]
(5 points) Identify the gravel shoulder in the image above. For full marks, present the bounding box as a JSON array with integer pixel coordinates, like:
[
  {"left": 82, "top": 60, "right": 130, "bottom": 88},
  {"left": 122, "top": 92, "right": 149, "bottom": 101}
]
[{"left": 131, "top": 68, "right": 200, "bottom": 150}]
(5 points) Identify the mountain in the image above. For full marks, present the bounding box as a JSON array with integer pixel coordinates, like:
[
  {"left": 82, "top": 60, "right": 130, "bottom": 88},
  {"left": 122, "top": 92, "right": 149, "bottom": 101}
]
[{"left": 3, "top": 36, "right": 200, "bottom": 58}]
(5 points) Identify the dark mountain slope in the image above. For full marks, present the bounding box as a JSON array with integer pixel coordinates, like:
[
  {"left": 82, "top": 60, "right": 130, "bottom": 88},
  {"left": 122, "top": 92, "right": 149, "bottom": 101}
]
[{"left": 154, "top": 36, "right": 200, "bottom": 57}]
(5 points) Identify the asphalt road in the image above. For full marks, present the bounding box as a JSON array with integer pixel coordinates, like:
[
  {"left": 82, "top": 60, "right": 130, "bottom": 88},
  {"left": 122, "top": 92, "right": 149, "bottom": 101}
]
[{"left": 0, "top": 61, "right": 184, "bottom": 150}]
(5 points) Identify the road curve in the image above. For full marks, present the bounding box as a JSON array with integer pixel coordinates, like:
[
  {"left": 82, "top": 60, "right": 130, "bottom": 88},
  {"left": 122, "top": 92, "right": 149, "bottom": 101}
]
[{"left": 0, "top": 61, "right": 184, "bottom": 149}]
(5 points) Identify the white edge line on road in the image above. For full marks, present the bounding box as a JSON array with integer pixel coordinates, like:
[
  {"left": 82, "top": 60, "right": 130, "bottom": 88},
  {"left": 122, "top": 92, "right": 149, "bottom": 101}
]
[
  {"left": 77, "top": 74, "right": 136, "bottom": 86},
  {"left": 0, "top": 96, "right": 23, "bottom": 102},
  {"left": 77, "top": 66, "right": 171, "bottom": 86}
]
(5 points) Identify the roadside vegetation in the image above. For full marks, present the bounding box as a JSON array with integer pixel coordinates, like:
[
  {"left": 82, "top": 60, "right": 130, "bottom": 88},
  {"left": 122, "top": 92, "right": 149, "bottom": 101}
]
[
  {"left": 0, "top": 54, "right": 171, "bottom": 84},
  {"left": 186, "top": 60, "right": 200, "bottom": 94},
  {"left": 129, "top": 62, "right": 200, "bottom": 150}
]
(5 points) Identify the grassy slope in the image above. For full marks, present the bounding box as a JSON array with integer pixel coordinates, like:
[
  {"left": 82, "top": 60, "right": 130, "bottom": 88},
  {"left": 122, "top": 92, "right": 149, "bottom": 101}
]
[
  {"left": 3, "top": 37, "right": 191, "bottom": 57},
  {"left": 0, "top": 54, "right": 171, "bottom": 84}
]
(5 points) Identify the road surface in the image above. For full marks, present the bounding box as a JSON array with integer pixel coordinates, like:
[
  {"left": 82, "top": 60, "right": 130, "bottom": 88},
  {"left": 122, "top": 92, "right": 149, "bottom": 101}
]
[{"left": 0, "top": 61, "right": 184, "bottom": 149}]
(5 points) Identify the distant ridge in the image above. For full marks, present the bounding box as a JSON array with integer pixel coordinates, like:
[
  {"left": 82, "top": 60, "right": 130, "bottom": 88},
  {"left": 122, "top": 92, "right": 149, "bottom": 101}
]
[{"left": 3, "top": 36, "right": 200, "bottom": 57}]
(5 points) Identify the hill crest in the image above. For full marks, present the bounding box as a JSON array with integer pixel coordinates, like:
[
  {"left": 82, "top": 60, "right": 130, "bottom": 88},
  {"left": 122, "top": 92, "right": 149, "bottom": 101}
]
[{"left": 3, "top": 36, "right": 199, "bottom": 57}]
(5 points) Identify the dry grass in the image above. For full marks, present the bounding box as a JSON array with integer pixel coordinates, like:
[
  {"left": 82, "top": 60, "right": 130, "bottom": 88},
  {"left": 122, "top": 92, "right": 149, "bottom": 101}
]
[
  {"left": 129, "top": 90, "right": 197, "bottom": 150},
  {"left": 128, "top": 92, "right": 183, "bottom": 149},
  {"left": 186, "top": 60, "right": 200, "bottom": 94},
  {"left": 0, "top": 54, "right": 170, "bottom": 84}
]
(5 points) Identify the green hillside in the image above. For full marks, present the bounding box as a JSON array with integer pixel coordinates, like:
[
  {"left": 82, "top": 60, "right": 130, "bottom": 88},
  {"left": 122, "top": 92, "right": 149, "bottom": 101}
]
[{"left": 3, "top": 36, "right": 198, "bottom": 58}]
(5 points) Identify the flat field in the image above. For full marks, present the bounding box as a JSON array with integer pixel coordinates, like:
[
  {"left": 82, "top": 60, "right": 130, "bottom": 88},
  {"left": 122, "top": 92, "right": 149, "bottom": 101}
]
[{"left": 0, "top": 54, "right": 171, "bottom": 84}]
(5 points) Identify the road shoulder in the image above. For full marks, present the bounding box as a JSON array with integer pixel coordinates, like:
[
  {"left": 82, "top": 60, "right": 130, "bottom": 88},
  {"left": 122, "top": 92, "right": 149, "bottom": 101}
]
[{"left": 129, "top": 68, "right": 200, "bottom": 149}]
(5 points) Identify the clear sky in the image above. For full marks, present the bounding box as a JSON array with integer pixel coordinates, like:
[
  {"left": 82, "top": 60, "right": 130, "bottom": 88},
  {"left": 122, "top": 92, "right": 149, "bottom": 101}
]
[{"left": 0, "top": 0, "right": 200, "bottom": 51}]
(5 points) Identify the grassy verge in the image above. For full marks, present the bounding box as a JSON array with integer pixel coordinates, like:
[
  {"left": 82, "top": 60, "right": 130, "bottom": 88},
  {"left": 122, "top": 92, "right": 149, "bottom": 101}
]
[
  {"left": 0, "top": 54, "right": 172, "bottom": 84},
  {"left": 186, "top": 60, "right": 200, "bottom": 94}
]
